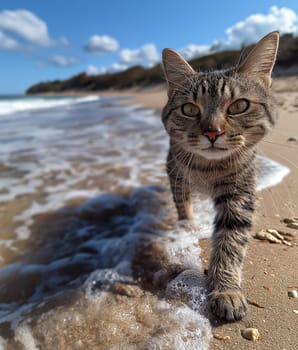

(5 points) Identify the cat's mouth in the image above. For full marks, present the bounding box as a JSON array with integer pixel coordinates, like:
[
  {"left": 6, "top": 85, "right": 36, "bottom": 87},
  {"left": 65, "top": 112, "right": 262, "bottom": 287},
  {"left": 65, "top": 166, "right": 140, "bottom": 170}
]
[
  {"left": 199, "top": 146, "right": 231, "bottom": 160},
  {"left": 201, "top": 146, "right": 228, "bottom": 151}
]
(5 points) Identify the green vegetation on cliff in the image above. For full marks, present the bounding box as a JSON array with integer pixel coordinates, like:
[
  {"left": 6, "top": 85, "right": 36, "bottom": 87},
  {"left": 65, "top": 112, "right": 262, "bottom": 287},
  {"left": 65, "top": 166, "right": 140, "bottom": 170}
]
[{"left": 26, "top": 34, "right": 298, "bottom": 94}]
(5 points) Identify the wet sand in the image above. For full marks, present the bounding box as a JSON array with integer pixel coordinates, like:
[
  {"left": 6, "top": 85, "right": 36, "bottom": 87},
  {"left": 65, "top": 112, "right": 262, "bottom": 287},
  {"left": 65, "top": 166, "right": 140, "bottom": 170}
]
[{"left": 96, "top": 77, "right": 298, "bottom": 350}]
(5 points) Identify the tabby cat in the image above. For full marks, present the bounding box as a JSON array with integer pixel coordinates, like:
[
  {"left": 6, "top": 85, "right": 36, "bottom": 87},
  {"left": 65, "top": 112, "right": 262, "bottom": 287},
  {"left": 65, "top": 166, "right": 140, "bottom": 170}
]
[{"left": 161, "top": 32, "right": 279, "bottom": 321}]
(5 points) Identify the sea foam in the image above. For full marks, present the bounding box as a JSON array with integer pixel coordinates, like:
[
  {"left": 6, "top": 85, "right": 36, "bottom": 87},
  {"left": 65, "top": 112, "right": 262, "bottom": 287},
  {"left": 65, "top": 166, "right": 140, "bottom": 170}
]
[{"left": 0, "top": 95, "right": 100, "bottom": 116}]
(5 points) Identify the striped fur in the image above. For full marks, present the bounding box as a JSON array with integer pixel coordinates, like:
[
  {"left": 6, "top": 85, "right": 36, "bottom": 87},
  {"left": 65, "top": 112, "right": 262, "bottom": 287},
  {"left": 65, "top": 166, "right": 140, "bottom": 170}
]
[{"left": 162, "top": 32, "right": 279, "bottom": 321}]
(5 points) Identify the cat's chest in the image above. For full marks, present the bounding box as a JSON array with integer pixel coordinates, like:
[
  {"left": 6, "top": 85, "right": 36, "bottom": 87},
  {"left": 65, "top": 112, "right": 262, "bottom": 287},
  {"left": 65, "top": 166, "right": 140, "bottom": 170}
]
[
  {"left": 186, "top": 164, "right": 233, "bottom": 195},
  {"left": 187, "top": 167, "right": 217, "bottom": 195}
]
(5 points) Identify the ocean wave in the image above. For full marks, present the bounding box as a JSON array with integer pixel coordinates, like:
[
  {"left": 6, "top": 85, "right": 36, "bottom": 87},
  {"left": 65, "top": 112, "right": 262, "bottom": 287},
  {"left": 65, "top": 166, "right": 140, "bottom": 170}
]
[
  {"left": 256, "top": 155, "right": 290, "bottom": 191},
  {"left": 0, "top": 95, "right": 100, "bottom": 116}
]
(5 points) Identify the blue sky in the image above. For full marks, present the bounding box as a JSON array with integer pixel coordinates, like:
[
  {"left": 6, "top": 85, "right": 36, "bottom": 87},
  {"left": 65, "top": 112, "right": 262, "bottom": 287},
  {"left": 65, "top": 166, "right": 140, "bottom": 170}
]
[{"left": 1, "top": 0, "right": 298, "bottom": 93}]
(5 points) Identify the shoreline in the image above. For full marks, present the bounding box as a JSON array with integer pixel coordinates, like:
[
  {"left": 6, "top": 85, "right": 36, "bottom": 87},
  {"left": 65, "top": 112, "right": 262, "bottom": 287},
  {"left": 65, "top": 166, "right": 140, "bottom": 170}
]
[
  {"left": 28, "top": 78, "right": 298, "bottom": 349},
  {"left": 30, "top": 84, "right": 168, "bottom": 111}
]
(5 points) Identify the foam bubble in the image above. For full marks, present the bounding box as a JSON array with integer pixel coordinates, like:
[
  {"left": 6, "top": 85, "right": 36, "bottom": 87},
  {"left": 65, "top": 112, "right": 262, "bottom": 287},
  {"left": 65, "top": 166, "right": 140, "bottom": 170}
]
[
  {"left": 147, "top": 301, "right": 212, "bottom": 350},
  {"left": 84, "top": 269, "right": 133, "bottom": 296},
  {"left": 166, "top": 269, "right": 208, "bottom": 313},
  {"left": 15, "top": 288, "right": 211, "bottom": 350}
]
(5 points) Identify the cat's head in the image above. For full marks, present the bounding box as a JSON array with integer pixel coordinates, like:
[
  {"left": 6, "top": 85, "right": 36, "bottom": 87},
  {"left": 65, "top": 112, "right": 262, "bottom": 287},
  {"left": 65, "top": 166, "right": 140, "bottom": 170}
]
[{"left": 162, "top": 31, "right": 279, "bottom": 160}]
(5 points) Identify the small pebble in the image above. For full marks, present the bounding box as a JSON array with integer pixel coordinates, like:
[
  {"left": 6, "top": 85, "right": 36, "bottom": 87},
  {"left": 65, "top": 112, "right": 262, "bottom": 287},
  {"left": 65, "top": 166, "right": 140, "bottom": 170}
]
[
  {"left": 213, "top": 334, "right": 231, "bottom": 341},
  {"left": 283, "top": 218, "right": 298, "bottom": 224},
  {"left": 283, "top": 218, "right": 298, "bottom": 229},
  {"left": 287, "top": 137, "right": 297, "bottom": 142},
  {"left": 288, "top": 290, "right": 298, "bottom": 298},
  {"left": 241, "top": 328, "right": 260, "bottom": 341},
  {"left": 287, "top": 222, "right": 298, "bottom": 229}
]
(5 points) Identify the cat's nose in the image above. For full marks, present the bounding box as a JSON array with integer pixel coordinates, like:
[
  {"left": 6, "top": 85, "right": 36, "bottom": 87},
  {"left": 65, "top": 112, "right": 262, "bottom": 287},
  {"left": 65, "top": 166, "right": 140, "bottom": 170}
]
[{"left": 203, "top": 129, "right": 224, "bottom": 142}]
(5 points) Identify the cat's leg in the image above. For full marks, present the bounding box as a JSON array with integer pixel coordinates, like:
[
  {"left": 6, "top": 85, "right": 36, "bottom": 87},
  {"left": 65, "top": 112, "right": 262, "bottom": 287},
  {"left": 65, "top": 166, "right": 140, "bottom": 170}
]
[
  {"left": 166, "top": 154, "right": 193, "bottom": 220},
  {"left": 207, "top": 190, "right": 254, "bottom": 321},
  {"left": 168, "top": 174, "right": 193, "bottom": 220}
]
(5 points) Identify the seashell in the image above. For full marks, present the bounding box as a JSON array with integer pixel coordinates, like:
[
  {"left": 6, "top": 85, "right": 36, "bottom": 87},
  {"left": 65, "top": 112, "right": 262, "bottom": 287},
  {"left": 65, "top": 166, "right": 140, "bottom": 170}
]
[
  {"left": 288, "top": 290, "right": 298, "bottom": 298},
  {"left": 254, "top": 230, "right": 282, "bottom": 243},
  {"left": 241, "top": 328, "right": 260, "bottom": 341},
  {"left": 283, "top": 217, "right": 298, "bottom": 229},
  {"left": 213, "top": 334, "right": 231, "bottom": 341},
  {"left": 287, "top": 222, "right": 298, "bottom": 229},
  {"left": 267, "top": 229, "right": 285, "bottom": 240},
  {"left": 254, "top": 229, "right": 292, "bottom": 246},
  {"left": 281, "top": 239, "right": 293, "bottom": 246},
  {"left": 283, "top": 217, "right": 298, "bottom": 224}
]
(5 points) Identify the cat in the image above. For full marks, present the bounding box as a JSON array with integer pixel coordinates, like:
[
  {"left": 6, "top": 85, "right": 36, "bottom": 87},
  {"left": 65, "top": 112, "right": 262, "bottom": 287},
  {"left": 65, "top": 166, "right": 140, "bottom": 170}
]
[{"left": 161, "top": 31, "right": 279, "bottom": 322}]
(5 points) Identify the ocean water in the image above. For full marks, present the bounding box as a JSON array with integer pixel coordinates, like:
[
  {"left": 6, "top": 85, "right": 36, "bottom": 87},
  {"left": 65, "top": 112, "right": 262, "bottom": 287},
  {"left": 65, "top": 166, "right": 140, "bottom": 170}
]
[{"left": 0, "top": 95, "right": 289, "bottom": 349}]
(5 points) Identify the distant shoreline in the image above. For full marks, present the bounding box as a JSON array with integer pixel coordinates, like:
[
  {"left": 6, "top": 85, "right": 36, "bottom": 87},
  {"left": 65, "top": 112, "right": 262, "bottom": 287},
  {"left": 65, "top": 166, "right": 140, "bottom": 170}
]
[{"left": 28, "top": 84, "right": 168, "bottom": 111}]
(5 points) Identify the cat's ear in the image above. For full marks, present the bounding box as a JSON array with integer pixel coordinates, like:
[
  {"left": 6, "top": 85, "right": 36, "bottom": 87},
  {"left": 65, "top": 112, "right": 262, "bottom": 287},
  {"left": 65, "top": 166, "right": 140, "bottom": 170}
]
[
  {"left": 237, "top": 31, "right": 279, "bottom": 87},
  {"left": 162, "top": 48, "right": 195, "bottom": 95}
]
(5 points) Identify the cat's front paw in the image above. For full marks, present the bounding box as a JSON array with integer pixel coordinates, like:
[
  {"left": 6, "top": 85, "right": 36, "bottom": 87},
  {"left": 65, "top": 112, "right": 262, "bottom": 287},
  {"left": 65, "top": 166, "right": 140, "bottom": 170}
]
[{"left": 208, "top": 289, "right": 248, "bottom": 322}]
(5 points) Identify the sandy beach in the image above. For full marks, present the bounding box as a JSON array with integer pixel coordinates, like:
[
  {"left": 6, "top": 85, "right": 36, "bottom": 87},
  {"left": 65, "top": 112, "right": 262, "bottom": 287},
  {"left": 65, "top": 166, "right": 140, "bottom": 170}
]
[
  {"left": 2, "top": 2, "right": 298, "bottom": 349},
  {"left": 97, "top": 77, "right": 298, "bottom": 350},
  {"left": 0, "top": 77, "right": 297, "bottom": 349}
]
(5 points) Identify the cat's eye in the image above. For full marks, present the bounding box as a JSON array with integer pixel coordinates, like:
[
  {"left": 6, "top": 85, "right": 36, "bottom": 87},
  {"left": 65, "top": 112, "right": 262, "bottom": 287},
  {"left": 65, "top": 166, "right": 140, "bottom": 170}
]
[
  {"left": 227, "top": 99, "right": 249, "bottom": 115},
  {"left": 181, "top": 103, "right": 200, "bottom": 118}
]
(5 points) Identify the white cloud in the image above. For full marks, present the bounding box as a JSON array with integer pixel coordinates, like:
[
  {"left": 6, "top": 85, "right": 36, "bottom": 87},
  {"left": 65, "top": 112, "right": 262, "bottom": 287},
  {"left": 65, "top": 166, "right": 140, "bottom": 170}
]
[
  {"left": 223, "top": 6, "right": 298, "bottom": 48},
  {"left": 119, "top": 43, "right": 159, "bottom": 65},
  {"left": 177, "top": 6, "right": 298, "bottom": 57},
  {"left": 85, "top": 44, "right": 158, "bottom": 76},
  {"left": 0, "top": 30, "right": 20, "bottom": 50},
  {"left": 85, "top": 35, "right": 119, "bottom": 54},
  {"left": 110, "top": 62, "right": 128, "bottom": 72},
  {"left": 0, "top": 9, "right": 55, "bottom": 47},
  {"left": 179, "top": 44, "right": 211, "bottom": 60},
  {"left": 50, "top": 55, "right": 79, "bottom": 67},
  {"left": 85, "top": 62, "right": 128, "bottom": 76},
  {"left": 86, "top": 65, "right": 107, "bottom": 75}
]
